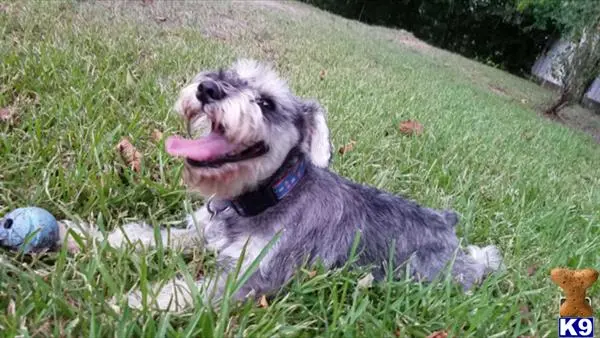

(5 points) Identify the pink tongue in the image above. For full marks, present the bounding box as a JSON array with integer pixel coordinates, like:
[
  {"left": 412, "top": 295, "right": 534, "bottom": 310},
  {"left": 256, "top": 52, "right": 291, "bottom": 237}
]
[{"left": 165, "top": 132, "right": 237, "bottom": 162}]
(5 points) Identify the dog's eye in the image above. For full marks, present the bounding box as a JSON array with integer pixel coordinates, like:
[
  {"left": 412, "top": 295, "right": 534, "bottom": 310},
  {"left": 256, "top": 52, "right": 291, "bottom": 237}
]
[
  {"left": 257, "top": 97, "right": 275, "bottom": 111},
  {"left": 3, "top": 218, "right": 13, "bottom": 229}
]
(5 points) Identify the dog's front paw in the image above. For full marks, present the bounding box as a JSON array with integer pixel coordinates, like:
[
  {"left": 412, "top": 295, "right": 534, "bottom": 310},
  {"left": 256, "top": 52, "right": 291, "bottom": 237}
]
[
  {"left": 106, "top": 222, "right": 203, "bottom": 252},
  {"left": 466, "top": 244, "right": 504, "bottom": 272},
  {"left": 120, "top": 278, "right": 200, "bottom": 312},
  {"left": 106, "top": 222, "right": 156, "bottom": 249},
  {"left": 58, "top": 219, "right": 102, "bottom": 253}
]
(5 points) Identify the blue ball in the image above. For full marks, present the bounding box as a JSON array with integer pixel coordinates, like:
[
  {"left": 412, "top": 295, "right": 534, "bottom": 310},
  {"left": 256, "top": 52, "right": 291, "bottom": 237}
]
[{"left": 0, "top": 207, "right": 59, "bottom": 253}]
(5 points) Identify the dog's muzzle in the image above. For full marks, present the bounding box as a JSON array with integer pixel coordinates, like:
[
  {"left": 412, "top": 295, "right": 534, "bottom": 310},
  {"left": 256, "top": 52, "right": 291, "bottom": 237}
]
[{"left": 166, "top": 114, "right": 269, "bottom": 169}]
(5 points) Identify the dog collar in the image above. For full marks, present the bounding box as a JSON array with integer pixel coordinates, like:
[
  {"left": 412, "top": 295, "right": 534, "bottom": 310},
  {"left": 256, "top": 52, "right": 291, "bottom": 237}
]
[{"left": 228, "top": 153, "right": 307, "bottom": 217}]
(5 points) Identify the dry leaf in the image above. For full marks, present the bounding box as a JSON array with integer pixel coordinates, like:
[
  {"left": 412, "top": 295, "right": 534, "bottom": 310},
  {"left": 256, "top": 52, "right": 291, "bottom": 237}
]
[
  {"left": 394, "top": 328, "right": 401, "bottom": 337},
  {"left": 0, "top": 106, "right": 19, "bottom": 125},
  {"left": 151, "top": 129, "right": 164, "bottom": 143},
  {"left": 357, "top": 273, "right": 374, "bottom": 289},
  {"left": 426, "top": 331, "right": 448, "bottom": 338},
  {"left": 155, "top": 16, "right": 167, "bottom": 23},
  {"left": 126, "top": 70, "right": 135, "bottom": 88},
  {"left": 32, "top": 321, "right": 53, "bottom": 338},
  {"left": 0, "top": 107, "right": 14, "bottom": 122},
  {"left": 521, "top": 130, "right": 534, "bottom": 141},
  {"left": 116, "top": 137, "right": 142, "bottom": 173},
  {"left": 259, "top": 295, "right": 269, "bottom": 308},
  {"left": 398, "top": 120, "right": 424, "bottom": 136},
  {"left": 319, "top": 69, "right": 327, "bottom": 80},
  {"left": 526, "top": 264, "right": 538, "bottom": 276},
  {"left": 338, "top": 140, "right": 356, "bottom": 155},
  {"left": 307, "top": 270, "right": 317, "bottom": 278},
  {"left": 7, "top": 299, "right": 15, "bottom": 316},
  {"left": 519, "top": 304, "right": 532, "bottom": 325},
  {"left": 0, "top": 94, "right": 39, "bottom": 125}
]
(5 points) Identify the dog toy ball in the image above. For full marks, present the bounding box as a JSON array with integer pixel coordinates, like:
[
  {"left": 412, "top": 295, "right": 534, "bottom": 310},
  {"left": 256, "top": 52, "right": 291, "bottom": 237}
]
[{"left": 0, "top": 207, "right": 59, "bottom": 253}]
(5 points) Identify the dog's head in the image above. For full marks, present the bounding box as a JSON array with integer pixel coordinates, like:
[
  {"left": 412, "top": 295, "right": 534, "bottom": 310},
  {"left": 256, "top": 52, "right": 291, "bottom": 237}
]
[{"left": 166, "top": 59, "right": 332, "bottom": 199}]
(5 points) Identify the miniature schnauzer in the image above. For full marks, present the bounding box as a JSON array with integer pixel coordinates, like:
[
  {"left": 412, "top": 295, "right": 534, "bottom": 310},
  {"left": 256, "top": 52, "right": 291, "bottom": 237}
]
[{"left": 84, "top": 59, "right": 502, "bottom": 312}]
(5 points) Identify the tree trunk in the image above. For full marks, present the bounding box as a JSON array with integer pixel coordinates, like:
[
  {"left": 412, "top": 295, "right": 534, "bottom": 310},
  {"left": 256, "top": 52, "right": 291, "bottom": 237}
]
[
  {"left": 544, "top": 91, "right": 570, "bottom": 116},
  {"left": 545, "top": 24, "right": 600, "bottom": 116}
]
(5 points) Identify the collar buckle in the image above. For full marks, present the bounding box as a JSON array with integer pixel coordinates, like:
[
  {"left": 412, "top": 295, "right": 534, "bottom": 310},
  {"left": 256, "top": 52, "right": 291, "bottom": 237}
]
[{"left": 206, "top": 198, "right": 231, "bottom": 220}]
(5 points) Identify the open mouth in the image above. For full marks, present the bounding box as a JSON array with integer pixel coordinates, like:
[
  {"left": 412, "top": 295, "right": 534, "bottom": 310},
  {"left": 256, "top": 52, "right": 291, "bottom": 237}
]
[
  {"left": 165, "top": 121, "right": 269, "bottom": 168},
  {"left": 185, "top": 141, "right": 268, "bottom": 168}
]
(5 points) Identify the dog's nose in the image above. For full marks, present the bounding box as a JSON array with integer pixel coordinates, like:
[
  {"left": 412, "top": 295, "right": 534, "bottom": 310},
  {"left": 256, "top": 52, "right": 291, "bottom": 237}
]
[{"left": 196, "top": 80, "right": 224, "bottom": 104}]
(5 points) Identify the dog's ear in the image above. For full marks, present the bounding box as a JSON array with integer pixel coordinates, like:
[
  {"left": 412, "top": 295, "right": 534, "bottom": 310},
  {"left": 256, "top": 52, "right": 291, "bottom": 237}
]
[{"left": 299, "top": 100, "right": 333, "bottom": 168}]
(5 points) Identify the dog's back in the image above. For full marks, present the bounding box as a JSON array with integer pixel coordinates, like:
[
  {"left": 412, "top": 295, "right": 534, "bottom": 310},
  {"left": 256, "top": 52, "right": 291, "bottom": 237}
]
[
  {"left": 288, "top": 163, "right": 465, "bottom": 278},
  {"left": 234, "top": 157, "right": 488, "bottom": 290}
]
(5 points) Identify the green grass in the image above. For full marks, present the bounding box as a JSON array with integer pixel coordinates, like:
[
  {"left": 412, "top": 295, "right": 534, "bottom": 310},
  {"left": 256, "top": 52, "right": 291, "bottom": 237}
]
[{"left": 1, "top": 0, "right": 600, "bottom": 337}]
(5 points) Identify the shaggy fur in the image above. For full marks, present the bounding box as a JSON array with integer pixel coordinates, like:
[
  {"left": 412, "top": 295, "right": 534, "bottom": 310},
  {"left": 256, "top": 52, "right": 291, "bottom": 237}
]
[{"left": 65, "top": 59, "right": 502, "bottom": 312}]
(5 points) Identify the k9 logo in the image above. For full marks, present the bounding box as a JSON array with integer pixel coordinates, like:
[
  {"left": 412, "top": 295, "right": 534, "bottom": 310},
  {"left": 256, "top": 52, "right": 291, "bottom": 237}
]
[{"left": 558, "top": 317, "right": 594, "bottom": 338}]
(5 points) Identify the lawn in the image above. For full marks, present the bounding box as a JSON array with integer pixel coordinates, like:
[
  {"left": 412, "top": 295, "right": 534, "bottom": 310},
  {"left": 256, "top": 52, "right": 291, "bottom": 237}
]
[{"left": 1, "top": 0, "right": 600, "bottom": 337}]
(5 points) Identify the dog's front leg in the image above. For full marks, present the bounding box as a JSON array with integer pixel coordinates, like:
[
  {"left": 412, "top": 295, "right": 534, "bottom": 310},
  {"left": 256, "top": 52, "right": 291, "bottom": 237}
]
[
  {"left": 122, "top": 277, "right": 207, "bottom": 312},
  {"left": 57, "top": 219, "right": 103, "bottom": 253},
  {"left": 59, "top": 206, "right": 211, "bottom": 252},
  {"left": 106, "top": 206, "right": 211, "bottom": 251},
  {"left": 122, "top": 268, "right": 232, "bottom": 312}
]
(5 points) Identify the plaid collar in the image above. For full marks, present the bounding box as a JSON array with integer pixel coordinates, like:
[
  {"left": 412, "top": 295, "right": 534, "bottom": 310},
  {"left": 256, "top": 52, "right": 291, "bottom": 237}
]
[{"left": 227, "top": 151, "right": 307, "bottom": 217}]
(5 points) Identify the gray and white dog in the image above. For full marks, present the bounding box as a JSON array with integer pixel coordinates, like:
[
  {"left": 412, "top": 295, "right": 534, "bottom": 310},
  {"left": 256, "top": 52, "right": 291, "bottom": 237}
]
[{"left": 94, "top": 59, "right": 502, "bottom": 312}]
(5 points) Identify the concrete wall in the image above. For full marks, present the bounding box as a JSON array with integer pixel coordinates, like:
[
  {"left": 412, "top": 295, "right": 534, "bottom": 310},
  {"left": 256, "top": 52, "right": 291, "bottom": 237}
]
[
  {"left": 583, "top": 77, "right": 600, "bottom": 110},
  {"left": 531, "top": 38, "right": 600, "bottom": 108}
]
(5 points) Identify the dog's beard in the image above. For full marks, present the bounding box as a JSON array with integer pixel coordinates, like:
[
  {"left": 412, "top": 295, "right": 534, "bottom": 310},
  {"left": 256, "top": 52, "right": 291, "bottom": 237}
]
[
  {"left": 166, "top": 98, "right": 298, "bottom": 199},
  {"left": 167, "top": 97, "right": 266, "bottom": 164},
  {"left": 182, "top": 161, "right": 254, "bottom": 198}
]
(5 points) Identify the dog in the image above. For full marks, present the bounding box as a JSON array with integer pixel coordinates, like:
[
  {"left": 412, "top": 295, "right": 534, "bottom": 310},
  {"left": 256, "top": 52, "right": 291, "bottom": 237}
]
[{"left": 66, "top": 59, "right": 502, "bottom": 312}]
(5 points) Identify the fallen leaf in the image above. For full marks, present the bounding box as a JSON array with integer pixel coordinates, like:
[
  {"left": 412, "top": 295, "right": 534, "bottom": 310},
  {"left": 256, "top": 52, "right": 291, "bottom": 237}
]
[
  {"left": 155, "top": 16, "right": 167, "bottom": 23},
  {"left": 526, "top": 264, "right": 538, "bottom": 276},
  {"left": 338, "top": 140, "right": 356, "bottom": 155},
  {"left": 521, "top": 130, "right": 534, "bottom": 141},
  {"left": 398, "top": 120, "right": 424, "bottom": 136},
  {"left": 357, "top": 272, "right": 374, "bottom": 289},
  {"left": 426, "top": 331, "right": 448, "bottom": 338},
  {"left": 31, "top": 321, "right": 53, "bottom": 338},
  {"left": 116, "top": 137, "right": 142, "bottom": 173},
  {"left": 0, "top": 107, "right": 14, "bottom": 122},
  {"left": 7, "top": 299, "right": 15, "bottom": 316},
  {"left": 519, "top": 304, "right": 532, "bottom": 325},
  {"left": 307, "top": 270, "right": 317, "bottom": 278},
  {"left": 126, "top": 70, "right": 136, "bottom": 88},
  {"left": 319, "top": 69, "right": 327, "bottom": 80},
  {"left": 151, "top": 129, "right": 163, "bottom": 143},
  {"left": 259, "top": 295, "right": 269, "bottom": 308},
  {"left": 394, "top": 328, "right": 402, "bottom": 337}
]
